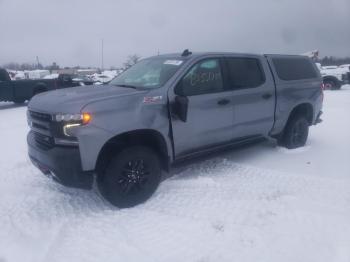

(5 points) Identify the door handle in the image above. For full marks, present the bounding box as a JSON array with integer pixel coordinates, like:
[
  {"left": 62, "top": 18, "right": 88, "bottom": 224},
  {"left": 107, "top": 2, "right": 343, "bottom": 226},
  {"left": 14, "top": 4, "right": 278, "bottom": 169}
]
[
  {"left": 262, "top": 93, "right": 272, "bottom": 100},
  {"left": 217, "top": 99, "right": 230, "bottom": 105}
]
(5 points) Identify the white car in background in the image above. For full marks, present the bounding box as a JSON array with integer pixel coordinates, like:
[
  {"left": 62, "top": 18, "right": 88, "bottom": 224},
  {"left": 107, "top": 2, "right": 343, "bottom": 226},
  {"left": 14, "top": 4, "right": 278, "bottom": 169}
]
[
  {"left": 92, "top": 74, "right": 113, "bottom": 84},
  {"left": 339, "top": 64, "right": 350, "bottom": 70},
  {"left": 27, "top": 70, "right": 50, "bottom": 79},
  {"left": 43, "top": 73, "right": 59, "bottom": 79},
  {"left": 91, "top": 70, "right": 119, "bottom": 84},
  {"left": 316, "top": 63, "right": 350, "bottom": 90}
]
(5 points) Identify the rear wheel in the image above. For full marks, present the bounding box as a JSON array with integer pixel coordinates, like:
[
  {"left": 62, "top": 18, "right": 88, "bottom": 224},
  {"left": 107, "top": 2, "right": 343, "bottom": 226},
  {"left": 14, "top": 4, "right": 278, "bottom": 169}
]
[
  {"left": 279, "top": 115, "right": 309, "bottom": 149},
  {"left": 97, "top": 146, "right": 161, "bottom": 208},
  {"left": 323, "top": 79, "right": 339, "bottom": 90}
]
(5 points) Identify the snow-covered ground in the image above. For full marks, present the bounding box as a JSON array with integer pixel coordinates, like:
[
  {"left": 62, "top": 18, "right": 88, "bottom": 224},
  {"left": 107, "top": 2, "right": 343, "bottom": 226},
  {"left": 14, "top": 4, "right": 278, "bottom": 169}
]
[{"left": 0, "top": 86, "right": 349, "bottom": 262}]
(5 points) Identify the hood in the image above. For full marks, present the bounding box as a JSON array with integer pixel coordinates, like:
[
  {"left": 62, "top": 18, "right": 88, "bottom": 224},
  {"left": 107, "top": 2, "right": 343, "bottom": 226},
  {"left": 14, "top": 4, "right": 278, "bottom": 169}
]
[{"left": 28, "top": 84, "right": 146, "bottom": 114}]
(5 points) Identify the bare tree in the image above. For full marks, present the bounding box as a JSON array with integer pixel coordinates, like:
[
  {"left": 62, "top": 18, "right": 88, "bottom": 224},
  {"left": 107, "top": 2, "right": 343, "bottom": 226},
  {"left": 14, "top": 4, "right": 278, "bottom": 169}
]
[{"left": 122, "top": 54, "right": 141, "bottom": 71}]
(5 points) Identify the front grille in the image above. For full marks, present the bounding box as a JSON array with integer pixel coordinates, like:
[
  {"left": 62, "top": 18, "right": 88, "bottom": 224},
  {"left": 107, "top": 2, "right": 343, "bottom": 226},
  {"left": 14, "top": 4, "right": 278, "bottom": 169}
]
[
  {"left": 28, "top": 110, "right": 52, "bottom": 134},
  {"left": 33, "top": 132, "right": 54, "bottom": 150},
  {"left": 32, "top": 122, "right": 49, "bottom": 131},
  {"left": 28, "top": 110, "right": 77, "bottom": 148},
  {"left": 29, "top": 111, "right": 52, "bottom": 122}
]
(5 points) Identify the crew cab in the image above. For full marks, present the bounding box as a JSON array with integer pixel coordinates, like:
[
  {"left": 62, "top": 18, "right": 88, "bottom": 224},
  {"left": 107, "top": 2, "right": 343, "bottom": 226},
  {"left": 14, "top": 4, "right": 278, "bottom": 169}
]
[
  {"left": 0, "top": 68, "right": 91, "bottom": 104},
  {"left": 27, "top": 51, "right": 323, "bottom": 208}
]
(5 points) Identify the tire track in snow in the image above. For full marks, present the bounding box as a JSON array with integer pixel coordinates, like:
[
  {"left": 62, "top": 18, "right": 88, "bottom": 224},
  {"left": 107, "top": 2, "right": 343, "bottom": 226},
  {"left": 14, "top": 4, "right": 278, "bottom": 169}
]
[{"left": 1, "top": 157, "right": 349, "bottom": 262}]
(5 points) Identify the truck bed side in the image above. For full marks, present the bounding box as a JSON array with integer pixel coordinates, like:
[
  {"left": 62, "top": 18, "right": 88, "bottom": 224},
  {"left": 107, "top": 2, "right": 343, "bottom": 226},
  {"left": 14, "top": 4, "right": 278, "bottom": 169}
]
[{"left": 264, "top": 55, "right": 323, "bottom": 136}]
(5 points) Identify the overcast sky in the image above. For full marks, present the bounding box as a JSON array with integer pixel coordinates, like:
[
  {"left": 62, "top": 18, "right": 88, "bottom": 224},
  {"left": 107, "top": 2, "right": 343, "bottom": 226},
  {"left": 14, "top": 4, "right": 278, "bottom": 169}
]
[{"left": 0, "top": 0, "right": 349, "bottom": 68}]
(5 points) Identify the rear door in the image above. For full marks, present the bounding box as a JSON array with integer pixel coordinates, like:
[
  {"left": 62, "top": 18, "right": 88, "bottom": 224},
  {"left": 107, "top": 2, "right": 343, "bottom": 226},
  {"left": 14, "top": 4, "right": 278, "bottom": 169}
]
[
  {"left": 223, "top": 55, "right": 276, "bottom": 138},
  {"left": 170, "top": 57, "right": 235, "bottom": 158}
]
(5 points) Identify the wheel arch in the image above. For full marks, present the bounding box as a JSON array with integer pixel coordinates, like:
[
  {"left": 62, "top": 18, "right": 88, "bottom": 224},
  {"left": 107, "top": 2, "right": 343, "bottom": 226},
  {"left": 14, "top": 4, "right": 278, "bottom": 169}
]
[
  {"left": 287, "top": 103, "right": 314, "bottom": 126},
  {"left": 95, "top": 129, "right": 170, "bottom": 174}
]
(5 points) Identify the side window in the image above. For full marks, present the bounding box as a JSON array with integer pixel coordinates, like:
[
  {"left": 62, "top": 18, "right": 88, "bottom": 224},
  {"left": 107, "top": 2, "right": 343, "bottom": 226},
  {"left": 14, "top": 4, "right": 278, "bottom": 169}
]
[
  {"left": 272, "top": 57, "right": 318, "bottom": 81},
  {"left": 226, "top": 58, "right": 265, "bottom": 89},
  {"left": 176, "top": 59, "right": 223, "bottom": 96}
]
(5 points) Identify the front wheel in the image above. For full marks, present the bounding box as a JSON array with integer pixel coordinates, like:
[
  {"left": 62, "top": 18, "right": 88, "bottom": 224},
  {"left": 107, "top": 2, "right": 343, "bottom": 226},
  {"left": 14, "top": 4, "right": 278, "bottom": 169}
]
[
  {"left": 279, "top": 115, "right": 309, "bottom": 149},
  {"left": 97, "top": 146, "right": 162, "bottom": 208}
]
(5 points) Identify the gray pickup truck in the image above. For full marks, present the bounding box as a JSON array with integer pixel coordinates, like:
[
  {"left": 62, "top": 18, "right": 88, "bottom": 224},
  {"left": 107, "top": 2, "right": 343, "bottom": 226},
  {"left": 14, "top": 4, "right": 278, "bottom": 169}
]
[
  {"left": 0, "top": 68, "right": 94, "bottom": 104},
  {"left": 27, "top": 51, "right": 323, "bottom": 207}
]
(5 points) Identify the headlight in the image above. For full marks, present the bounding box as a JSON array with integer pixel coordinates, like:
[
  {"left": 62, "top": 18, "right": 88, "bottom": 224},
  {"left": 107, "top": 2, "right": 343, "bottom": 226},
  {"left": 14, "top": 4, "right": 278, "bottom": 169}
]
[
  {"left": 53, "top": 112, "right": 92, "bottom": 137},
  {"left": 54, "top": 113, "right": 92, "bottom": 124},
  {"left": 54, "top": 113, "right": 83, "bottom": 122}
]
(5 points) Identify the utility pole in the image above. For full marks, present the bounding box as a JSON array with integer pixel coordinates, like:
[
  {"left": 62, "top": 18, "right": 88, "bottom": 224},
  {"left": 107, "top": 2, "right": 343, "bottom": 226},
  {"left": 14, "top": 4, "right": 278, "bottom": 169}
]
[
  {"left": 36, "top": 56, "right": 40, "bottom": 69},
  {"left": 101, "top": 39, "right": 104, "bottom": 71}
]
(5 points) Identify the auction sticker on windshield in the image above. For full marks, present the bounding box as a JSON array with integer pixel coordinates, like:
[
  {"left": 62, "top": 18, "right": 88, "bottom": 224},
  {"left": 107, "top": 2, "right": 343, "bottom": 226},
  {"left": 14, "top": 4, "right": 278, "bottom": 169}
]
[{"left": 164, "top": 60, "right": 183, "bottom": 66}]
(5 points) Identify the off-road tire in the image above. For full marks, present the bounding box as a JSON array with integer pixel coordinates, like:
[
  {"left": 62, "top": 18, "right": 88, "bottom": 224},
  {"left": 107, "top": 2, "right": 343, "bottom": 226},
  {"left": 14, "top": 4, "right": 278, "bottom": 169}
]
[
  {"left": 97, "top": 146, "right": 161, "bottom": 208},
  {"left": 279, "top": 115, "right": 309, "bottom": 149}
]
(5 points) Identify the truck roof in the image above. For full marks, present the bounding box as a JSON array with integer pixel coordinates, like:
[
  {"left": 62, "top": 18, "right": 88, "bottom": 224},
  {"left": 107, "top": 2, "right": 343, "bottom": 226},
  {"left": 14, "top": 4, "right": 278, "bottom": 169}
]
[{"left": 148, "top": 52, "right": 308, "bottom": 60}]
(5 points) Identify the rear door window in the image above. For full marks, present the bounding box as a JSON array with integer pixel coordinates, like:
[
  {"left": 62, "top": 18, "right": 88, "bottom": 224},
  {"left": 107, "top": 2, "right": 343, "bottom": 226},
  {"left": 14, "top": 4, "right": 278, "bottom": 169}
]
[
  {"left": 225, "top": 58, "right": 265, "bottom": 89},
  {"left": 272, "top": 57, "right": 318, "bottom": 81}
]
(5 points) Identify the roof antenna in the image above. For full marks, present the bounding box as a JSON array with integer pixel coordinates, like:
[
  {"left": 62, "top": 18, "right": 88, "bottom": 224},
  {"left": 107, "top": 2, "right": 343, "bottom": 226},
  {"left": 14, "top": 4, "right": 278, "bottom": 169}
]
[{"left": 181, "top": 49, "right": 192, "bottom": 57}]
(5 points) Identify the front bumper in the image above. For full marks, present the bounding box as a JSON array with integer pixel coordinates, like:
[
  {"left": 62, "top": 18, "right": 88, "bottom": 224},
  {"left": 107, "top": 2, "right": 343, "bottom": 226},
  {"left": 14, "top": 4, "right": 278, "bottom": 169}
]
[{"left": 27, "top": 131, "right": 93, "bottom": 189}]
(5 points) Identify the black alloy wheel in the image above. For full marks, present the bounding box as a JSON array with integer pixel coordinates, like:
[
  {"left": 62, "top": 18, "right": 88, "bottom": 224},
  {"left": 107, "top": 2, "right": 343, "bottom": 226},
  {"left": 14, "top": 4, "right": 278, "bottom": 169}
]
[{"left": 98, "top": 146, "right": 161, "bottom": 208}]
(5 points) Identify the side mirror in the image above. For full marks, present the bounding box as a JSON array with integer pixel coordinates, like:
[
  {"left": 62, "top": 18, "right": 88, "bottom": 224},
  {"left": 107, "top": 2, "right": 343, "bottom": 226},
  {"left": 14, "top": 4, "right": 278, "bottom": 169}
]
[{"left": 173, "top": 95, "right": 189, "bottom": 122}]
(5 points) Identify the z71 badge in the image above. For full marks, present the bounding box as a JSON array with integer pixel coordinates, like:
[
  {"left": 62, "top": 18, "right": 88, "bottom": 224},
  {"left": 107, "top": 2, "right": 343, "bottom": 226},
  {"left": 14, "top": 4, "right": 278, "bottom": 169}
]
[{"left": 143, "top": 96, "right": 163, "bottom": 103}]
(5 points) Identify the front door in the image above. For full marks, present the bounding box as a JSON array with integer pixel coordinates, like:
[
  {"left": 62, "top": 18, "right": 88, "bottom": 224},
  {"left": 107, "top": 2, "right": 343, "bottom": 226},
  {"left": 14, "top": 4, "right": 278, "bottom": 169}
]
[{"left": 170, "top": 58, "right": 234, "bottom": 158}]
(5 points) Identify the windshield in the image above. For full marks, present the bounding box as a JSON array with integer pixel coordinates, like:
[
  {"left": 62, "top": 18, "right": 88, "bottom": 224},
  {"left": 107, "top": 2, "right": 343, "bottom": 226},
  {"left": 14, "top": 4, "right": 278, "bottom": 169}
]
[{"left": 110, "top": 57, "right": 184, "bottom": 89}]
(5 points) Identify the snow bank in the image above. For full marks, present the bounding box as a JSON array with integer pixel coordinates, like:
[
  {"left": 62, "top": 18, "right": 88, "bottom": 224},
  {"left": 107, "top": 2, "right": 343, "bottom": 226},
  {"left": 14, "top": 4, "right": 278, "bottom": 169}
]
[
  {"left": 27, "top": 70, "right": 50, "bottom": 79},
  {"left": 43, "top": 73, "right": 59, "bottom": 79}
]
